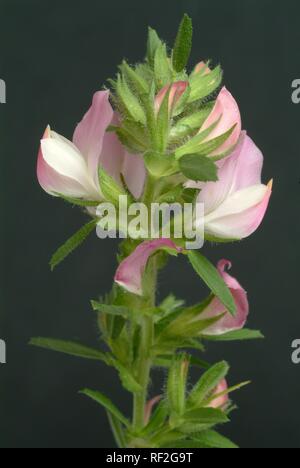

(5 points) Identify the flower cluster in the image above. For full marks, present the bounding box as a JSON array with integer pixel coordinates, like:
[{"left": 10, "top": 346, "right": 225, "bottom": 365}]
[{"left": 34, "top": 15, "right": 272, "bottom": 449}]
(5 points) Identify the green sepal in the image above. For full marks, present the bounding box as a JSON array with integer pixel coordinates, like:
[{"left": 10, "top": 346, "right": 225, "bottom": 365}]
[
  {"left": 120, "top": 61, "right": 149, "bottom": 94},
  {"left": 187, "top": 361, "right": 229, "bottom": 408},
  {"left": 147, "top": 27, "right": 163, "bottom": 68},
  {"left": 114, "top": 120, "right": 149, "bottom": 153},
  {"left": 188, "top": 65, "right": 223, "bottom": 103},
  {"left": 116, "top": 74, "right": 146, "bottom": 124},
  {"left": 169, "top": 105, "right": 213, "bottom": 143},
  {"left": 99, "top": 167, "right": 130, "bottom": 205},
  {"left": 154, "top": 43, "right": 173, "bottom": 89},
  {"left": 144, "top": 151, "right": 178, "bottom": 178},
  {"left": 167, "top": 353, "right": 190, "bottom": 417}
]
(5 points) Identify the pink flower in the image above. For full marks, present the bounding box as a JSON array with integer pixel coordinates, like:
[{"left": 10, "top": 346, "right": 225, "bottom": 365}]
[
  {"left": 115, "top": 239, "right": 182, "bottom": 296},
  {"left": 199, "top": 87, "right": 242, "bottom": 156},
  {"left": 200, "top": 260, "right": 249, "bottom": 335},
  {"left": 155, "top": 81, "right": 188, "bottom": 114},
  {"left": 207, "top": 379, "right": 229, "bottom": 409},
  {"left": 37, "top": 91, "right": 146, "bottom": 201},
  {"left": 193, "top": 132, "right": 272, "bottom": 240}
]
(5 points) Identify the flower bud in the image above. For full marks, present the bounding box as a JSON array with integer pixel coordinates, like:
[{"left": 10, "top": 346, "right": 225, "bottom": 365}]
[{"left": 155, "top": 81, "right": 188, "bottom": 114}]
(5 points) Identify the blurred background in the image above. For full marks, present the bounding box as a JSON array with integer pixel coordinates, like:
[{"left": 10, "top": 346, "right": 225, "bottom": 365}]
[{"left": 1, "top": 0, "right": 300, "bottom": 448}]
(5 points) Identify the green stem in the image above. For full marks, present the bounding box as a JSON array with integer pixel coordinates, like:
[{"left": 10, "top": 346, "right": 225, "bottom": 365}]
[{"left": 133, "top": 314, "right": 154, "bottom": 431}]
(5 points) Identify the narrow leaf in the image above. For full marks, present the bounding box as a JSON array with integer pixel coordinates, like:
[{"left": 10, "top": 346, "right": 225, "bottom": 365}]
[
  {"left": 192, "top": 430, "right": 238, "bottom": 448},
  {"left": 80, "top": 389, "right": 129, "bottom": 427},
  {"left": 188, "top": 251, "right": 236, "bottom": 316},
  {"left": 203, "top": 329, "right": 264, "bottom": 341},
  {"left": 29, "top": 338, "right": 109, "bottom": 363},
  {"left": 91, "top": 301, "right": 131, "bottom": 319},
  {"left": 172, "top": 14, "right": 193, "bottom": 72},
  {"left": 50, "top": 220, "right": 97, "bottom": 270}
]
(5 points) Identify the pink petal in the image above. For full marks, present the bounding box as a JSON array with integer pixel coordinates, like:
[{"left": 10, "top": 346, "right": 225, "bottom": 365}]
[
  {"left": 204, "top": 182, "right": 272, "bottom": 240},
  {"left": 73, "top": 90, "right": 113, "bottom": 181},
  {"left": 122, "top": 152, "right": 146, "bottom": 199},
  {"left": 155, "top": 81, "right": 188, "bottom": 114},
  {"left": 207, "top": 379, "right": 229, "bottom": 409},
  {"left": 200, "top": 87, "right": 242, "bottom": 156},
  {"left": 37, "top": 127, "right": 95, "bottom": 198},
  {"left": 115, "top": 239, "right": 182, "bottom": 296},
  {"left": 200, "top": 260, "right": 249, "bottom": 335}
]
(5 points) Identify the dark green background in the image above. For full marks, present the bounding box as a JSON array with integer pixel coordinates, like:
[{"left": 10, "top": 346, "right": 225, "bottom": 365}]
[{"left": 1, "top": 0, "right": 300, "bottom": 448}]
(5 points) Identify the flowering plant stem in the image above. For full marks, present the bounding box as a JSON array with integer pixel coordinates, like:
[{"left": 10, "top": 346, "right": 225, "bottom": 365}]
[{"left": 33, "top": 14, "right": 271, "bottom": 449}]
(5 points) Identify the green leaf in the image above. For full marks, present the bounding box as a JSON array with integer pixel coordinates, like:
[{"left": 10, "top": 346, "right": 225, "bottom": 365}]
[
  {"left": 179, "top": 154, "right": 218, "bottom": 182},
  {"left": 29, "top": 338, "right": 109, "bottom": 363},
  {"left": 167, "top": 354, "right": 190, "bottom": 416},
  {"left": 80, "top": 389, "right": 129, "bottom": 427},
  {"left": 187, "top": 251, "right": 236, "bottom": 316},
  {"left": 188, "top": 361, "right": 229, "bottom": 407},
  {"left": 192, "top": 430, "right": 238, "bottom": 448},
  {"left": 183, "top": 407, "right": 229, "bottom": 425},
  {"left": 56, "top": 194, "right": 100, "bottom": 207},
  {"left": 154, "top": 43, "right": 173, "bottom": 88},
  {"left": 147, "top": 27, "right": 163, "bottom": 68},
  {"left": 172, "top": 14, "right": 193, "bottom": 72},
  {"left": 111, "top": 359, "right": 142, "bottom": 393},
  {"left": 203, "top": 329, "right": 264, "bottom": 341},
  {"left": 188, "top": 65, "right": 223, "bottom": 103},
  {"left": 50, "top": 220, "right": 97, "bottom": 270},
  {"left": 91, "top": 301, "right": 131, "bottom": 319}
]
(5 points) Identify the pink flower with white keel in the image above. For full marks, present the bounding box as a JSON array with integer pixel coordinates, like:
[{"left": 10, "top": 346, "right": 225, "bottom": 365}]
[
  {"left": 37, "top": 91, "right": 146, "bottom": 201},
  {"left": 115, "top": 239, "right": 182, "bottom": 296},
  {"left": 192, "top": 132, "right": 272, "bottom": 240},
  {"left": 200, "top": 260, "right": 249, "bottom": 335}
]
